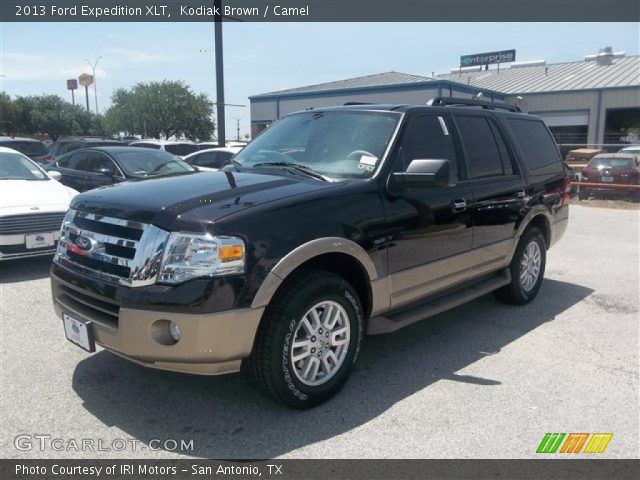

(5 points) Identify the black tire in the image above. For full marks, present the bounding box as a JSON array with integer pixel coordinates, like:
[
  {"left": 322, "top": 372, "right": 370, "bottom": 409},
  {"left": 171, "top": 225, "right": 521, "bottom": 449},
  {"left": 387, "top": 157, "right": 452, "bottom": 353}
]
[
  {"left": 244, "top": 269, "right": 364, "bottom": 408},
  {"left": 494, "top": 227, "right": 546, "bottom": 305}
]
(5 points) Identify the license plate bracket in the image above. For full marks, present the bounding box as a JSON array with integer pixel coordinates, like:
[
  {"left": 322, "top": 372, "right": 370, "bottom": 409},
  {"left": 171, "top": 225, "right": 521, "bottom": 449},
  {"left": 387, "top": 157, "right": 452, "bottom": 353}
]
[
  {"left": 25, "top": 232, "right": 55, "bottom": 249},
  {"left": 63, "top": 313, "right": 96, "bottom": 352}
]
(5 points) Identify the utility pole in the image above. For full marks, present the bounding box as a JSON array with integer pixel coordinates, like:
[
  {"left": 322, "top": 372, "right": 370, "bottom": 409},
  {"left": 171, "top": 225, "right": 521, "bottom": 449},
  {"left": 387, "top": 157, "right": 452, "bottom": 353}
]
[
  {"left": 214, "top": 0, "right": 225, "bottom": 147},
  {"left": 85, "top": 56, "right": 102, "bottom": 114},
  {"left": 236, "top": 119, "right": 240, "bottom": 141}
]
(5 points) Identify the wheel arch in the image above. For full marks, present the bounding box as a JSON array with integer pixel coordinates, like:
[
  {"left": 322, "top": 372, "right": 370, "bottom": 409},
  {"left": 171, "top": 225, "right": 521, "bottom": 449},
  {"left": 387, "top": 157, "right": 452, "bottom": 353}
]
[
  {"left": 251, "top": 237, "right": 386, "bottom": 318},
  {"left": 516, "top": 209, "right": 552, "bottom": 248}
]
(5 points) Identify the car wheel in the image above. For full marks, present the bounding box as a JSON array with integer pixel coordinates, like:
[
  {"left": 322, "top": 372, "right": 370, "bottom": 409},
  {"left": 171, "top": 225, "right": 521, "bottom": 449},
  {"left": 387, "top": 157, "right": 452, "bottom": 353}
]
[
  {"left": 245, "top": 269, "right": 364, "bottom": 408},
  {"left": 578, "top": 187, "right": 589, "bottom": 200},
  {"left": 494, "top": 227, "right": 546, "bottom": 305}
]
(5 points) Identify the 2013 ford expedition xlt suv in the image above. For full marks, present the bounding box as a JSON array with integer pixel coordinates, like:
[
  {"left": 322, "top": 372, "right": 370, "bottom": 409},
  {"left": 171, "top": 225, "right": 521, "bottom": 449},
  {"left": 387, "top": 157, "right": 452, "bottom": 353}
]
[{"left": 51, "top": 98, "right": 569, "bottom": 408}]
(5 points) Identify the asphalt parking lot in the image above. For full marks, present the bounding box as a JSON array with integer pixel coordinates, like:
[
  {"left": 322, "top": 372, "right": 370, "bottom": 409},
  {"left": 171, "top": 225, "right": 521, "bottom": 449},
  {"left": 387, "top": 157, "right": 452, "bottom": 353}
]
[{"left": 0, "top": 205, "right": 638, "bottom": 459}]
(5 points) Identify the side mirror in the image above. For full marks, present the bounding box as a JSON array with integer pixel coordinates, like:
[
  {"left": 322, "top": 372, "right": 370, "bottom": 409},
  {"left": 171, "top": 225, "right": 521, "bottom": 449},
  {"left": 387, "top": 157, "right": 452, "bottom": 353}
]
[
  {"left": 392, "top": 159, "right": 453, "bottom": 188},
  {"left": 48, "top": 170, "right": 62, "bottom": 181},
  {"left": 96, "top": 167, "right": 115, "bottom": 177}
]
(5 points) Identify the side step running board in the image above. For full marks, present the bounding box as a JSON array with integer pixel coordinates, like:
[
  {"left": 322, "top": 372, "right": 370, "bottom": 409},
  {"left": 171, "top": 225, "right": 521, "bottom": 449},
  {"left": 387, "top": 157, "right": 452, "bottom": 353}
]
[{"left": 367, "top": 268, "right": 511, "bottom": 335}]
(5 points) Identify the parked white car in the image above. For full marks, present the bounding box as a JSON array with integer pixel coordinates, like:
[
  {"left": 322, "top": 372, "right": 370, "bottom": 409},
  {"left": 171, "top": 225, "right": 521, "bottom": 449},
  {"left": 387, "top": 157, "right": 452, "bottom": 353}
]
[
  {"left": 128, "top": 139, "right": 199, "bottom": 157},
  {"left": 0, "top": 147, "right": 78, "bottom": 261},
  {"left": 183, "top": 147, "right": 243, "bottom": 171}
]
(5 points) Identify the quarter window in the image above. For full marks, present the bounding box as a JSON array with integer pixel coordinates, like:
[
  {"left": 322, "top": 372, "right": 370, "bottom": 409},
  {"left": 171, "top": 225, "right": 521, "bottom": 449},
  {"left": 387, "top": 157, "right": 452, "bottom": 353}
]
[
  {"left": 507, "top": 118, "right": 561, "bottom": 170},
  {"left": 456, "top": 115, "right": 504, "bottom": 179}
]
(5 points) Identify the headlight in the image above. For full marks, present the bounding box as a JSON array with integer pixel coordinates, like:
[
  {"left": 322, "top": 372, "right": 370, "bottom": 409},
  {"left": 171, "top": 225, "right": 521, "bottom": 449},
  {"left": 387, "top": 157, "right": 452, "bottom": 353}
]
[{"left": 157, "top": 233, "right": 245, "bottom": 284}]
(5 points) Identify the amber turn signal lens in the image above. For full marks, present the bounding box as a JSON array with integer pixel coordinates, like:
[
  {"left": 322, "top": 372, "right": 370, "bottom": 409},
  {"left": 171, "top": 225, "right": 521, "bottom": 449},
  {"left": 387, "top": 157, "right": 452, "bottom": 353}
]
[{"left": 219, "top": 245, "right": 244, "bottom": 262}]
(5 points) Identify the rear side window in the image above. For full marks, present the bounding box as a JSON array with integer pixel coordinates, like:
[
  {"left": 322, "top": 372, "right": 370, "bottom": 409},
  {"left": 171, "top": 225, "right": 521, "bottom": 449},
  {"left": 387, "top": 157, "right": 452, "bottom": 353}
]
[
  {"left": 2, "top": 141, "right": 47, "bottom": 157},
  {"left": 456, "top": 115, "right": 504, "bottom": 178},
  {"left": 399, "top": 115, "right": 458, "bottom": 178},
  {"left": 508, "top": 118, "right": 561, "bottom": 170},
  {"left": 132, "top": 143, "right": 161, "bottom": 150}
]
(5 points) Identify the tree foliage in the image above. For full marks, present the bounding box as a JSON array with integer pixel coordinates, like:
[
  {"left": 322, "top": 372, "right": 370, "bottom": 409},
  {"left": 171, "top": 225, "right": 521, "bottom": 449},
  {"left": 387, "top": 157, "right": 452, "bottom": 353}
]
[
  {"left": 102, "top": 81, "right": 215, "bottom": 140},
  {"left": 0, "top": 93, "right": 113, "bottom": 140}
]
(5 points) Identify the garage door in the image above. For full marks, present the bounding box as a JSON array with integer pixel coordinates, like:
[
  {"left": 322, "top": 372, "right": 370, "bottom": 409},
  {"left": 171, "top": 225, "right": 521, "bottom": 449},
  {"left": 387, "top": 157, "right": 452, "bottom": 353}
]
[{"left": 533, "top": 110, "right": 590, "bottom": 127}]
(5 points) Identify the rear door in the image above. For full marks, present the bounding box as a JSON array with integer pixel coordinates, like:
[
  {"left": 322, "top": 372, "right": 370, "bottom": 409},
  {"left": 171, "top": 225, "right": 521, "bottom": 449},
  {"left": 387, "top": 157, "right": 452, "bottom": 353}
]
[{"left": 453, "top": 113, "right": 526, "bottom": 254}]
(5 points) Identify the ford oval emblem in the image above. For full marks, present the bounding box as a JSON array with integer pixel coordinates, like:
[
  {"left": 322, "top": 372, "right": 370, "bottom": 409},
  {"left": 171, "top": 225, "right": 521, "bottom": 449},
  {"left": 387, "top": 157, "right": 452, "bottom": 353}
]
[{"left": 74, "top": 236, "right": 94, "bottom": 252}]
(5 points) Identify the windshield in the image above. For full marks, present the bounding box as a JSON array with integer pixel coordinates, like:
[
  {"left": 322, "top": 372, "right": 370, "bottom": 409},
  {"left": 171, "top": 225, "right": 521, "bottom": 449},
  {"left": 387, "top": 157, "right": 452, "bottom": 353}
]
[
  {"left": 112, "top": 150, "right": 196, "bottom": 176},
  {"left": 2, "top": 141, "right": 47, "bottom": 157},
  {"left": 587, "top": 157, "right": 636, "bottom": 169},
  {"left": 233, "top": 110, "right": 400, "bottom": 179},
  {"left": 0, "top": 151, "right": 48, "bottom": 180}
]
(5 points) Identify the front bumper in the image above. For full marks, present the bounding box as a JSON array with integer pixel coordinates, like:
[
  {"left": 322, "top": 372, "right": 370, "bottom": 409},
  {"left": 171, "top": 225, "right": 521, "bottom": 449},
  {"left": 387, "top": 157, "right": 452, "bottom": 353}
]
[
  {"left": 0, "top": 232, "right": 60, "bottom": 261},
  {"left": 51, "top": 273, "right": 264, "bottom": 375}
]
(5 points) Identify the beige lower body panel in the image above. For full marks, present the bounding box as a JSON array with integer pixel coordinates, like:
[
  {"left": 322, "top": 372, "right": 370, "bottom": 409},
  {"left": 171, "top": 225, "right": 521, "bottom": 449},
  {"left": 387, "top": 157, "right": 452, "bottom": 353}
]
[
  {"left": 387, "top": 238, "right": 518, "bottom": 310},
  {"left": 53, "top": 292, "right": 263, "bottom": 376}
]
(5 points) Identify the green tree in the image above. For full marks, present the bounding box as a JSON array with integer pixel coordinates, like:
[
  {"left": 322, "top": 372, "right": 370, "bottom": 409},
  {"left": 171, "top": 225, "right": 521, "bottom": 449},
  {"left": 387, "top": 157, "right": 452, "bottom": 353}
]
[
  {"left": 0, "top": 92, "right": 19, "bottom": 135},
  {"left": 104, "top": 81, "right": 214, "bottom": 140}
]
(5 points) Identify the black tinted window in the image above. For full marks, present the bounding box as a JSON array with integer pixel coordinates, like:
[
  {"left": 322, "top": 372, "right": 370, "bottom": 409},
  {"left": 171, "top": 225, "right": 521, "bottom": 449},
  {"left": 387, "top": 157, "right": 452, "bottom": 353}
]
[
  {"left": 456, "top": 115, "right": 504, "bottom": 178},
  {"left": 165, "top": 144, "right": 198, "bottom": 156},
  {"left": 59, "top": 142, "right": 82, "bottom": 154},
  {"left": 2, "top": 141, "right": 47, "bottom": 157},
  {"left": 192, "top": 152, "right": 218, "bottom": 168},
  {"left": 87, "top": 154, "right": 118, "bottom": 174},
  {"left": 508, "top": 119, "right": 561, "bottom": 170},
  {"left": 132, "top": 143, "right": 161, "bottom": 150},
  {"left": 489, "top": 121, "right": 514, "bottom": 175},
  {"left": 58, "top": 151, "right": 88, "bottom": 169},
  {"left": 400, "top": 115, "right": 457, "bottom": 177},
  {"left": 215, "top": 152, "right": 233, "bottom": 168}
]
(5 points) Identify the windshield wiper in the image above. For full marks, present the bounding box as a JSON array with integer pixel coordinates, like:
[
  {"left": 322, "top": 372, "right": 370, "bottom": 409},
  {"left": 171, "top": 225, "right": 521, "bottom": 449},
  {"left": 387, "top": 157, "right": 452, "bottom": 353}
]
[{"left": 251, "top": 162, "right": 332, "bottom": 182}]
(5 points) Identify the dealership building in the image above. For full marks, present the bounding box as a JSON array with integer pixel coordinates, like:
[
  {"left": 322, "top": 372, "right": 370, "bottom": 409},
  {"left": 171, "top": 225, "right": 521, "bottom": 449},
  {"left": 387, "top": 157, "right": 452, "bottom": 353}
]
[{"left": 249, "top": 47, "right": 640, "bottom": 146}]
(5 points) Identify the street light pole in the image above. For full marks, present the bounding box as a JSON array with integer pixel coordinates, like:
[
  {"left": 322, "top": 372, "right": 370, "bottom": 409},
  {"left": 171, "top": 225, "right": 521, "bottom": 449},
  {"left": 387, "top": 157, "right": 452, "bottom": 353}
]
[
  {"left": 85, "top": 56, "right": 102, "bottom": 115},
  {"left": 214, "top": 0, "right": 225, "bottom": 147}
]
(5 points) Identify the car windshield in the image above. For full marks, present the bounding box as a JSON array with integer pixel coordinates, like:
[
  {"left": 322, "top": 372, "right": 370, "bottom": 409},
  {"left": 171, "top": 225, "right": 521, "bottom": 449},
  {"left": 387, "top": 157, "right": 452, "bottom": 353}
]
[
  {"left": 112, "top": 150, "right": 196, "bottom": 176},
  {"left": 1, "top": 141, "right": 47, "bottom": 157},
  {"left": 233, "top": 110, "right": 400, "bottom": 179},
  {"left": 588, "top": 157, "right": 636, "bottom": 169},
  {"left": 0, "top": 151, "right": 48, "bottom": 180}
]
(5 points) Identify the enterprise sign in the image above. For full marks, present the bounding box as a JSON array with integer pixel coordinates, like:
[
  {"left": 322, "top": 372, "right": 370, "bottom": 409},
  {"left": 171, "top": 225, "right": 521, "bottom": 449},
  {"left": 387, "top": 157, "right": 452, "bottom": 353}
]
[{"left": 461, "top": 49, "right": 516, "bottom": 67}]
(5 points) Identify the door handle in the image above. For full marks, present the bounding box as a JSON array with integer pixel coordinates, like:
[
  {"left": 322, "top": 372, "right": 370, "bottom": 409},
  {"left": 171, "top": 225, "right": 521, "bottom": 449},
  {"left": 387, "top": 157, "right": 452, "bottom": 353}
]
[
  {"left": 452, "top": 199, "right": 467, "bottom": 212},
  {"left": 515, "top": 189, "right": 527, "bottom": 199}
]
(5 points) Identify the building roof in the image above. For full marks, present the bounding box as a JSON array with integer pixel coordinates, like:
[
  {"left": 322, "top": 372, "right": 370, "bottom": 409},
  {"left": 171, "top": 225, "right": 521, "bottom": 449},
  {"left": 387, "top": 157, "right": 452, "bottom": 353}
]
[
  {"left": 251, "top": 71, "right": 433, "bottom": 98},
  {"left": 436, "top": 55, "right": 640, "bottom": 94}
]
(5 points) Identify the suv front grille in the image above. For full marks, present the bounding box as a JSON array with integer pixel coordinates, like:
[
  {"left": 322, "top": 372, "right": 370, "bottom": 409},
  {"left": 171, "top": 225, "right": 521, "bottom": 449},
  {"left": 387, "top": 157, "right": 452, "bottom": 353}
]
[
  {"left": 0, "top": 212, "right": 66, "bottom": 235},
  {"left": 56, "top": 210, "right": 169, "bottom": 286}
]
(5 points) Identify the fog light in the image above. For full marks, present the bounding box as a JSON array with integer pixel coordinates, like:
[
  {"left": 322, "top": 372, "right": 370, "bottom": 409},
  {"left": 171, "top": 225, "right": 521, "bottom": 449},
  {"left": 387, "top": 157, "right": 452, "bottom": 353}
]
[{"left": 169, "top": 322, "right": 181, "bottom": 342}]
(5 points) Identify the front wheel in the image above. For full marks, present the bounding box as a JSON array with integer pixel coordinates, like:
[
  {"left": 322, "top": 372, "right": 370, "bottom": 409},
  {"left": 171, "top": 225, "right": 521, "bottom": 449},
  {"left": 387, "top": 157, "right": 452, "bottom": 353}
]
[
  {"left": 245, "top": 270, "right": 364, "bottom": 408},
  {"left": 494, "top": 227, "right": 547, "bottom": 305}
]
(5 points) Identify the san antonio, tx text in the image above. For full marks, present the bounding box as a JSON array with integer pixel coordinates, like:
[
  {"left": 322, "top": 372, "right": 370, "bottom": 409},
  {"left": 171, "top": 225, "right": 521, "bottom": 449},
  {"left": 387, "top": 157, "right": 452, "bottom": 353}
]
[
  {"left": 16, "top": 463, "right": 284, "bottom": 477},
  {"left": 18, "top": 4, "right": 310, "bottom": 18}
]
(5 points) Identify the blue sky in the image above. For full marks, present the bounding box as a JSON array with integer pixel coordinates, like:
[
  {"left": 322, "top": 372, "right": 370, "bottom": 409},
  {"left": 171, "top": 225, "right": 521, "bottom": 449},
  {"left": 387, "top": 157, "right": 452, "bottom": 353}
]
[{"left": 1, "top": 22, "right": 638, "bottom": 138}]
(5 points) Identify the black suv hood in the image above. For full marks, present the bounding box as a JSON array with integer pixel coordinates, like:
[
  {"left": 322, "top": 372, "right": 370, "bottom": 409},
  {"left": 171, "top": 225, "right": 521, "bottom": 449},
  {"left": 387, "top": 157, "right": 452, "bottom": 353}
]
[{"left": 72, "top": 171, "right": 336, "bottom": 231}]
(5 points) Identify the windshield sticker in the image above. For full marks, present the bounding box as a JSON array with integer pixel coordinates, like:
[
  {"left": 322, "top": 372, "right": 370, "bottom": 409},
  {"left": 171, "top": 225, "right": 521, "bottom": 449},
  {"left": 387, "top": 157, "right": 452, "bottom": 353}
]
[{"left": 358, "top": 155, "right": 378, "bottom": 171}]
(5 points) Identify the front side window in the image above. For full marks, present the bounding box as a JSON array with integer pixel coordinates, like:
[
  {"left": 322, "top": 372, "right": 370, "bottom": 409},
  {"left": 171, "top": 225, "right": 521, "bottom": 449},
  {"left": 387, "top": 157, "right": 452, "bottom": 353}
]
[
  {"left": 58, "top": 151, "right": 89, "bottom": 170},
  {"left": 191, "top": 152, "right": 218, "bottom": 168},
  {"left": 0, "top": 151, "right": 47, "bottom": 180},
  {"left": 456, "top": 115, "right": 504, "bottom": 179},
  {"left": 2, "top": 141, "right": 47, "bottom": 157},
  {"left": 87, "top": 154, "right": 119, "bottom": 175},
  {"left": 397, "top": 115, "right": 458, "bottom": 178},
  {"left": 112, "top": 150, "right": 195, "bottom": 176},
  {"left": 233, "top": 111, "right": 400, "bottom": 179}
]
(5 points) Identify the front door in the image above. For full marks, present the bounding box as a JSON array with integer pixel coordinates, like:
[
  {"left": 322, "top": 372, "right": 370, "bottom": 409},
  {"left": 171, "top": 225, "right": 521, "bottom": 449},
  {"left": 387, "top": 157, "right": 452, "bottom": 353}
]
[{"left": 383, "top": 113, "right": 474, "bottom": 308}]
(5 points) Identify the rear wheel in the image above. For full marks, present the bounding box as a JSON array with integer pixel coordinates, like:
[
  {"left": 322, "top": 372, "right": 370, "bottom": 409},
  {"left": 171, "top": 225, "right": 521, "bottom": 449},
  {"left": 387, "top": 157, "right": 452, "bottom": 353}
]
[
  {"left": 245, "top": 270, "right": 364, "bottom": 408},
  {"left": 494, "top": 227, "right": 546, "bottom": 305}
]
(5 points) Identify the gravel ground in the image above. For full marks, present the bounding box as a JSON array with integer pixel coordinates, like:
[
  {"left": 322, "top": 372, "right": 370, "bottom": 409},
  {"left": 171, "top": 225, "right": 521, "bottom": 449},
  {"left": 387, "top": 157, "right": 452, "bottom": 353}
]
[{"left": 0, "top": 205, "right": 638, "bottom": 459}]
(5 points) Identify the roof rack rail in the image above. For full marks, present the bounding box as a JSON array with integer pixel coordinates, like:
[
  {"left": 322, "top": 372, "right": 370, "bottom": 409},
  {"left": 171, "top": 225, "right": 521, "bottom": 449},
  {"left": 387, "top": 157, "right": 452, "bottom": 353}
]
[
  {"left": 427, "top": 96, "right": 521, "bottom": 112},
  {"left": 343, "top": 102, "right": 375, "bottom": 106}
]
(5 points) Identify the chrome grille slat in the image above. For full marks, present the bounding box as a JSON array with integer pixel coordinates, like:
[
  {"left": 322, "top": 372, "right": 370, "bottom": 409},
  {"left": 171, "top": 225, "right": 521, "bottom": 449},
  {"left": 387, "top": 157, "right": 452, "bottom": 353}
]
[{"left": 55, "top": 209, "right": 169, "bottom": 287}]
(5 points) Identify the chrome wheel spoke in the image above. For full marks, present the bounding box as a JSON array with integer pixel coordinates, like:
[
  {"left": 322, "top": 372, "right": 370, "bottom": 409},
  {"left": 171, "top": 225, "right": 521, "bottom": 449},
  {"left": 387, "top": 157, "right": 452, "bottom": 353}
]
[
  {"left": 291, "top": 300, "right": 351, "bottom": 386},
  {"left": 519, "top": 240, "right": 542, "bottom": 292}
]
